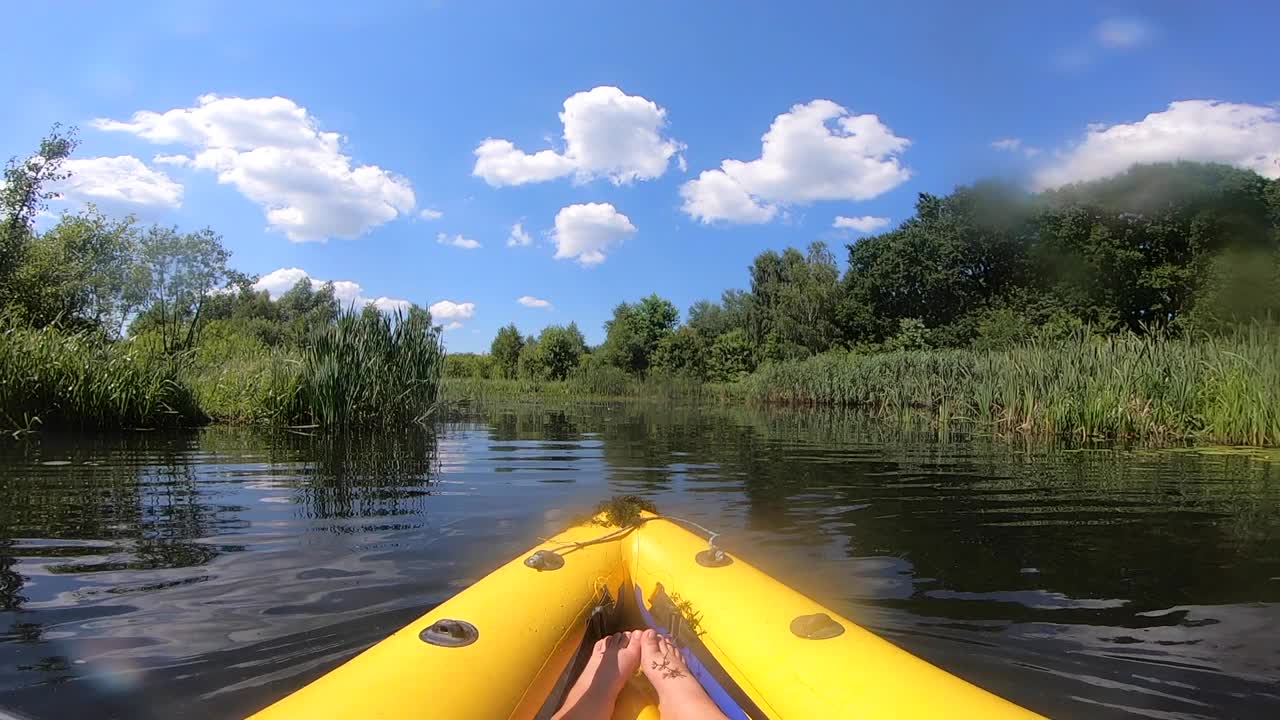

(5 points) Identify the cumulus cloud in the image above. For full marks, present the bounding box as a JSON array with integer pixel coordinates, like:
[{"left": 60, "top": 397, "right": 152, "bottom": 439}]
[
  {"left": 52, "top": 155, "right": 184, "bottom": 210},
  {"left": 517, "top": 295, "right": 552, "bottom": 309},
  {"left": 93, "top": 94, "right": 416, "bottom": 241},
  {"left": 442, "top": 321, "right": 464, "bottom": 331},
  {"left": 473, "top": 86, "right": 684, "bottom": 187},
  {"left": 552, "top": 203, "right": 636, "bottom": 266},
  {"left": 436, "top": 232, "right": 481, "bottom": 250},
  {"left": 418, "top": 208, "right": 443, "bottom": 220},
  {"left": 681, "top": 100, "right": 911, "bottom": 224},
  {"left": 429, "top": 300, "right": 476, "bottom": 321},
  {"left": 833, "top": 215, "right": 890, "bottom": 233},
  {"left": 1096, "top": 18, "right": 1152, "bottom": 49},
  {"left": 507, "top": 222, "right": 532, "bottom": 247},
  {"left": 1035, "top": 100, "right": 1280, "bottom": 189},
  {"left": 252, "top": 267, "right": 410, "bottom": 312}
]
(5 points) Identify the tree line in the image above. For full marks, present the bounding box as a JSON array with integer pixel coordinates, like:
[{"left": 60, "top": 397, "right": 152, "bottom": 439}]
[
  {"left": 1, "top": 126, "right": 436, "bottom": 358},
  {"left": 456, "top": 161, "right": 1280, "bottom": 382}
]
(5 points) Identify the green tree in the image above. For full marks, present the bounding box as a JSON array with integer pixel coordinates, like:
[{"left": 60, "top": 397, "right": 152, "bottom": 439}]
[
  {"left": 706, "top": 328, "right": 754, "bottom": 381},
  {"left": 1034, "top": 162, "right": 1276, "bottom": 331},
  {"left": 651, "top": 325, "right": 708, "bottom": 378},
  {"left": 687, "top": 289, "right": 750, "bottom": 339},
  {"left": 1, "top": 124, "right": 79, "bottom": 306},
  {"left": 9, "top": 207, "right": 145, "bottom": 336},
  {"left": 841, "top": 183, "right": 1032, "bottom": 345},
  {"left": 747, "top": 242, "right": 841, "bottom": 359},
  {"left": 599, "top": 294, "right": 679, "bottom": 374},
  {"left": 534, "top": 323, "right": 587, "bottom": 380},
  {"left": 131, "top": 225, "right": 232, "bottom": 353},
  {"left": 490, "top": 323, "right": 524, "bottom": 379}
]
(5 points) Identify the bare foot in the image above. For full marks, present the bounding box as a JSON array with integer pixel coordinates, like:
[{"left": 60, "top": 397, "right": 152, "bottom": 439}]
[
  {"left": 638, "top": 628, "right": 729, "bottom": 720},
  {"left": 553, "top": 630, "right": 642, "bottom": 720}
]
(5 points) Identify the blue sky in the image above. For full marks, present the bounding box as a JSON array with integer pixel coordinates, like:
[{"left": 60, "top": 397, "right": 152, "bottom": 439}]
[{"left": 5, "top": 1, "right": 1279, "bottom": 351}]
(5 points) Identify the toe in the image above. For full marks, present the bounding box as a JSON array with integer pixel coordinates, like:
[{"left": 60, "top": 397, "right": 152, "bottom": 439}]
[{"left": 639, "top": 628, "right": 660, "bottom": 657}]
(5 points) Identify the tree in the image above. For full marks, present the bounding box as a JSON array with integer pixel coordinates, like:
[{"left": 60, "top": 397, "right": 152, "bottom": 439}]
[
  {"left": 747, "top": 242, "right": 841, "bottom": 359},
  {"left": 687, "top": 289, "right": 751, "bottom": 339},
  {"left": 490, "top": 323, "right": 524, "bottom": 379},
  {"left": 535, "top": 323, "right": 587, "bottom": 380},
  {"left": 1033, "top": 162, "right": 1276, "bottom": 331},
  {"left": 1, "top": 124, "right": 79, "bottom": 306},
  {"left": 651, "top": 325, "right": 708, "bottom": 378},
  {"left": 9, "top": 206, "right": 145, "bottom": 336},
  {"left": 132, "top": 225, "right": 232, "bottom": 353},
  {"left": 706, "top": 328, "right": 754, "bottom": 381},
  {"left": 841, "top": 184, "right": 1032, "bottom": 345},
  {"left": 599, "top": 294, "right": 679, "bottom": 374}
]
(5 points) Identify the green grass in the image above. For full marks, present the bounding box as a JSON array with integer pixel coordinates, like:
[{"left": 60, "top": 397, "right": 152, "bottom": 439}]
[
  {"left": 442, "top": 366, "right": 707, "bottom": 404},
  {"left": 1, "top": 309, "right": 444, "bottom": 432},
  {"left": 731, "top": 326, "right": 1280, "bottom": 446},
  {"left": 296, "top": 309, "right": 444, "bottom": 428},
  {"left": 0, "top": 320, "right": 200, "bottom": 430}
]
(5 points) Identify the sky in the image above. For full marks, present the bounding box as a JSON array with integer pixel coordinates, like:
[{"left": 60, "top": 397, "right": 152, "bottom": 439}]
[{"left": 4, "top": 1, "right": 1279, "bottom": 351}]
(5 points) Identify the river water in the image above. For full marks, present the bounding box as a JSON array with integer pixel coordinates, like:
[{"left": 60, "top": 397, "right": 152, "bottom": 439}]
[{"left": 1, "top": 403, "right": 1278, "bottom": 719}]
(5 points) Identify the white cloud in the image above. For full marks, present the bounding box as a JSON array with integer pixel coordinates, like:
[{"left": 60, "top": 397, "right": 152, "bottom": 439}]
[
  {"left": 1035, "top": 100, "right": 1280, "bottom": 189},
  {"left": 53, "top": 156, "right": 184, "bottom": 209},
  {"left": 418, "top": 208, "right": 443, "bottom": 220},
  {"left": 436, "top": 232, "right": 481, "bottom": 250},
  {"left": 429, "top": 300, "right": 476, "bottom": 322},
  {"left": 517, "top": 295, "right": 552, "bottom": 309},
  {"left": 93, "top": 94, "right": 416, "bottom": 242},
  {"left": 442, "top": 321, "right": 464, "bottom": 331},
  {"left": 833, "top": 215, "right": 890, "bottom": 233},
  {"left": 990, "top": 137, "right": 1042, "bottom": 158},
  {"left": 473, "top": 86, "right": 684, "bottom": 187},
  {"left": 681, "top": 100, "right": 911, "bottom": 224},
  {"left": 473, "top": 139, "right": 575, "bottom": 187},
  {"left": 252, "top": 267, "right": 411, "bottom": 312},
  {"left": 552, "top": 202, "right": 636, "bottom": 266},
  {"left": 507, "top": 222, "right": 532, "bottom": 247},
  {"left": 1096, "top": 18, "right": 1151, "bottom": 49}
]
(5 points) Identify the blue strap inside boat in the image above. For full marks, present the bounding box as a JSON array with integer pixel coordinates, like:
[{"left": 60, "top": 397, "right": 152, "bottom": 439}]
[{"left": 634, "top": 586, "right": 749, "bottom": 720}]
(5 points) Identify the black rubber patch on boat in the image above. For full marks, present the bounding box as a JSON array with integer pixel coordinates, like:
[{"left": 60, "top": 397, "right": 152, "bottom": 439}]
[
  {"left": 695, "top": 548, "right": 732, "bottom": 567},
  {"left": 419, "top": 619, "right": 479, "bottom": 647},
  {"left": 524, "top": 549, "right": 566, "bottom": 571},
  {"left": 790, "top": 613, "right": 844, "bottom": 639}
]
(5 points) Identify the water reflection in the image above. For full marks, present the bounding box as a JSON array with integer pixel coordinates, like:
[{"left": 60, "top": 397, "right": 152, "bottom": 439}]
[{"left": 0, "top": 404, "right": 1277, "bottom": 719}]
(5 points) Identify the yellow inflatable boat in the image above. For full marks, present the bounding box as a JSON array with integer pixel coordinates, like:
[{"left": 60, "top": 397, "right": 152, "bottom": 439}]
[{"left": 249, "top": 505, "right": 1041, "bottom": 719}]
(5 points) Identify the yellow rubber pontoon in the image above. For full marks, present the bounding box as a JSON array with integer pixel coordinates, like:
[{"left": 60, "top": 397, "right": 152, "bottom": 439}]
[{"left": 249, "top": 510, "right": 1041, "bottom": 719}]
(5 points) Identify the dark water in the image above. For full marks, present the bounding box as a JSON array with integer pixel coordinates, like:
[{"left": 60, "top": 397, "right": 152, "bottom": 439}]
[{"left": 2, "top": 403, "right": 1279, "bottom": 719}]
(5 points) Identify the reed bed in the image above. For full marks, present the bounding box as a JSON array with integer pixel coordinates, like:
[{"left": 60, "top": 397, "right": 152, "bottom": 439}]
[
  {"left": 296, "top": 309, "right": 445, "bottom": 428},
  {"left": 0, "top": 321, "right": 200, "bottom": 430},
  {"left": 734, "top": 327, "right": 1280, "bottom": 445}
]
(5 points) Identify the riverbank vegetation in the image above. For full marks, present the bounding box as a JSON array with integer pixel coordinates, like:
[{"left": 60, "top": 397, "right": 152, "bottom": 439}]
[
  {"left": 3, "top": 126, "right": 1279, "bottom": 443},
  {"left": 1, "top": 127, "right": 443, "bottom": 431}
]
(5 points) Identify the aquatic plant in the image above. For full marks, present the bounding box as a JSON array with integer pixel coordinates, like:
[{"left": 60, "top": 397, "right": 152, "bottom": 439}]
[
  {"left": 733, "top": 326, "right": 1280, "bottom": 446},
  {"left": 297, "top": 308, "right": 445, "bottom": 429}
]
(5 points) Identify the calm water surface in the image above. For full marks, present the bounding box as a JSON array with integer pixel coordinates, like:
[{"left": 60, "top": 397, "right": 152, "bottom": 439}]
[{"left": 1, "top": 403, "right": 1278, "bottom": 719}]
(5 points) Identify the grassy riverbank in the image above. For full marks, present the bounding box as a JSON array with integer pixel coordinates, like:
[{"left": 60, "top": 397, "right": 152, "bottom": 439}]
[
  {"left": 0, "top": 309, "right": 444, "bottom": 432},
  {"left": 732, "top": 326, "right": 1280, "bottom": 446},
  {"left": 5, "top": 321, "right": 1278, "bottom": 446}
]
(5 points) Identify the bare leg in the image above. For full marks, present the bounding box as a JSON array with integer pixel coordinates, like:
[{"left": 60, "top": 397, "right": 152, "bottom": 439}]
[
  {"left": 553, "top": 630, "right": 642, "bottom": 720},
  {"left": 638, "top": 628, "right": 728, "bottom": 720}
]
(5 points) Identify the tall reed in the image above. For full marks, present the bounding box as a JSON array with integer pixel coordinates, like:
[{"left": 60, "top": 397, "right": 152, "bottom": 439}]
[
  {"left": 734, "top": 327, "right": 1280, "bottom": 446},
  {"left": 296, "top": 309, "right": 445, "bottom": 428},
  {"left": 0, "top": 320, "right": 200, "bottom": 430}
]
